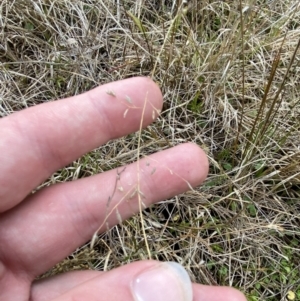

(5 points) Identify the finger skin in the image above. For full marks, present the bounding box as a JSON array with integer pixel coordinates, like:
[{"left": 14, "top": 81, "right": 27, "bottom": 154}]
[
  {"left": 30, "top": 261, "right": 247, "bottom": 301},
  {"left": 0, "top": 269, "right": 30, "bottom": 301},
  {"left": 192, "top": 283, "right": 247, "bottom": 301},
  {"left": 0, "top": 143, "right": 209, "bottom": 279},
  {"left": 0, "top": 77, "right": 162, "bottom": 212},
  {"left": 31, "top": 271, "right": 101, "bottom": 301}
]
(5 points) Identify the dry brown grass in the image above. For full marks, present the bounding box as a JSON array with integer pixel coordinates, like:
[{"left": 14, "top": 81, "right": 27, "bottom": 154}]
[{"left": 1, "top": 0, "right": 300, "bottom": 300}]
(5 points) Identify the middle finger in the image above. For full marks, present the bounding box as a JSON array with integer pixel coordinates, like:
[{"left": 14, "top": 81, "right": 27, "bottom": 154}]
[{"left": 0, "top": 143, "right": 208, "bottom": 278}]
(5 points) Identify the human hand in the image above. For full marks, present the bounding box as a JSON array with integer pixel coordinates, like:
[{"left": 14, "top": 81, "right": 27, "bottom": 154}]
[{"left": 0, "top": 77, "right": 246, "bottom": 301}]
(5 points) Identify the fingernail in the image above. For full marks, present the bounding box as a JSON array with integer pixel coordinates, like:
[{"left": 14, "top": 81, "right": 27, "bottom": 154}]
[{"left": 131, "top": 262, "right": 193, "bottom": 301}]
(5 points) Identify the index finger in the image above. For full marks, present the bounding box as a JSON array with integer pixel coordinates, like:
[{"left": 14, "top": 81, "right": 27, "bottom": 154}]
[{"left": 0, "top": 77, "right": 163, "bottom": 212}]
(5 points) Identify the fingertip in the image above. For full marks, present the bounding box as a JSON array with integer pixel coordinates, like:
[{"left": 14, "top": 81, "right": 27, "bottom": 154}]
[
  {"left": 192, "top": 284, "right": 247, "bottom": 301},
  {"left": 123, "top": 76, "right": 163, "bottom": 126},
  {"left": 133, "top": 76, "right": 163, "bottom": 113},
  {"left": 175, "top": 143, "right": 209, "bottom": 187},
  {"left": 104, "top": 76, "right": 163, "bottom": 111},
  {"left": 131, "top": 261, "right": 193, "bottom": 301},
  {"left": 140, "top": 76, "right": 163, "bottom": 101},
  {"left": 93, "top": 76, "right": 163, "bottom": 127},
  {"left": 227, "top": 288, "right": 248, "bottom": 301},
  {"left": 185, "top": 142, "right": 209, "bottom": 171}
]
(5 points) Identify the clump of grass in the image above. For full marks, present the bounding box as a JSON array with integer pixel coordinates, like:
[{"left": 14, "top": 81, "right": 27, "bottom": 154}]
[{"left": 1, "top": 0, "right": 300, "bottom": 300}]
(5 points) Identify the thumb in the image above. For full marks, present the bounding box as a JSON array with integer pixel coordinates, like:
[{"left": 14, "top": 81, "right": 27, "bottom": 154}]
[
  {"left": 31, "top": 261, "right": 247, "bottom": 301},
  {"left": 43, "top": 261, "right": 193, "bottom": 301}
]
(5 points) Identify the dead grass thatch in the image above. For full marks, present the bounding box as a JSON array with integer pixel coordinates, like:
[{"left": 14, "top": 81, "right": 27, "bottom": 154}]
[{"left": 1, "top": 1, "right": 300, "bottom": 300}]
